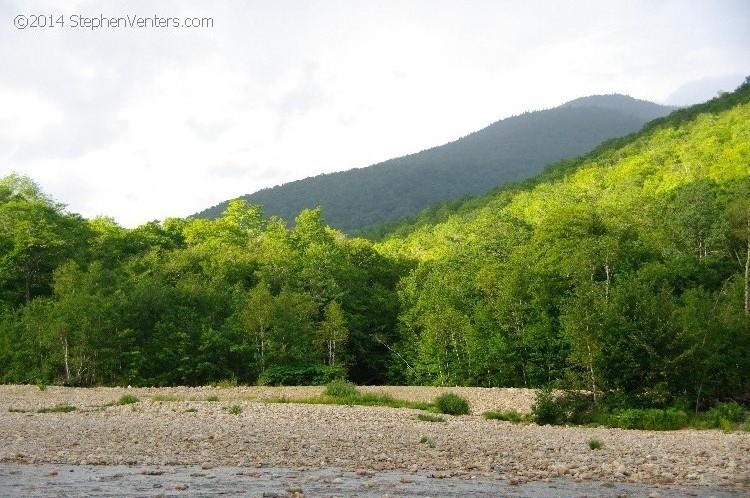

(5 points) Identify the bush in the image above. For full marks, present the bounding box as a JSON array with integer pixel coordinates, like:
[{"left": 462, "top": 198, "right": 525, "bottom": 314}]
[
  {"left": 257, "top": 364, "right": 347, "bottom": 386},
  {"left": 434, "top": 392, "right": 470, "bottom": 415},
  {"left": 532, "top": 389, "right": 596, "bottom": 425},
  {"left": 229, "top": 405, "right": 242, "bottom": 415},
  {"left": 117, "top": 394, "right": 139, "bottom": 405},
  {"left": 588, "top": 439, "right": 603, "bottom": 450},
  {"left": 205, "top": 394, "right": 219, "bottom": 402},
  {"left": 532, "top": 388, "right": 562, "bottom": 425},
  {"left": 323, "top": 379, "right": 359, "bottom": 398},
  {"left": 607, "top": 408, "right": 688, "bottom": 430},
  {"left": 705, "top": 402, "right": 746, "bottom": 426}
]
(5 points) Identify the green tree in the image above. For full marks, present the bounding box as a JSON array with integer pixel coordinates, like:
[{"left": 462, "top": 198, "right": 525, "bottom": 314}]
[{"left": 318, "top": 301, "right": 348, "bottom": 367}]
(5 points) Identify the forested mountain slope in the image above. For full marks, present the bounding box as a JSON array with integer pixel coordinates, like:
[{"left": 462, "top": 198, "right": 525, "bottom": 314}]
[
  {"left": 197, "top": 95, "right": 675, "bottom": 233},
  {"left": 375, "top": 79, "right": 750, "bottom": 405},
  {"left": 0, "top": 81, "right": 747, "bottom": 411}
]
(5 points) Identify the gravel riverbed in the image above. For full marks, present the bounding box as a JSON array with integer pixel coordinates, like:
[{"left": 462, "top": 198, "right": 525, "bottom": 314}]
[{"left": 1, "top": 385, "right": 748, "bottom": 497}]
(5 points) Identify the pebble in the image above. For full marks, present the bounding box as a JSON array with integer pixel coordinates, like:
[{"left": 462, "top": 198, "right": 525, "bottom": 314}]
[{"left": 0, "top": 384, "right": 747, "bottom": 491}]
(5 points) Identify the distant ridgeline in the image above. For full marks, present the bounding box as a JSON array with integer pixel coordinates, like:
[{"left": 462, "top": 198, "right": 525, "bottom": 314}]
[{"left": 195, "top": 94, "right": 676, "bottom": 233}]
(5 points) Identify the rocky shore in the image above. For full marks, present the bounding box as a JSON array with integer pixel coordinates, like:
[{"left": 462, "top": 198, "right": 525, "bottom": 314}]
[{"left": 1, "top": 385, "right": 748, "bottom": 496}]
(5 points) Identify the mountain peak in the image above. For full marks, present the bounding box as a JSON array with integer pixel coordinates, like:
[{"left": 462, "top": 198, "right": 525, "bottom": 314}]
[
  {"left": 195, "top": 94, "right": 676, "bottom": 232},
  {"left": 561, "top": 94, "right": 677, "bottom": 121}
]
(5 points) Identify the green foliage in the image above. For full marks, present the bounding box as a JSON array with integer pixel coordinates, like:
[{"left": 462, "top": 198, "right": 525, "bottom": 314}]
[
  {"left": 381, "top": 79, "right": 750, "bottom": 405},
  {"left": 703, "top": 402, "right": 746, "bottom": 428},
  {"left": 588, "top": 439, "right": 603, "bottom": 450},
  {"left": 257, "top": 364, "right": 346, "bottom": 386},
  {"left": 152, "top": 394, "right": 184, "bottom": 402},
  {"left": 531, "top": 389, "right": 563, "bottom": 425},
  {"left": 205, "top": 394, "right": 219, "bottom": 402},
  {"left": 229, "top": 404, "right": 242, "bottom": 415},
  {"left": 532, "top": 389, "right": 597, "bottom": 425},
  {"left": 434, "top": 392, "right": 470, "bottom": 415},
  {"left": 604, "top": 408, "right": 689, "bottom": 431},
  {"left": 418, "top": 413, "right": 446, "bottom": 422},
  {"left": 323, "top": 379, "right": 359, "bottom": 398},
  {"left": 10, "top": 405, "right": 76, "bottom": 413},
  {"left": 1, "top": 80, "right": 750, "bottom": 417},
  {"left": 117, "top": 394, "right": 139, "bottom": 405},
  {"left": 37, "top": 404, "right": 76, "bottom": 413},
  {"left": 484, "top": 410, "right": 524, "bottom": 423}
]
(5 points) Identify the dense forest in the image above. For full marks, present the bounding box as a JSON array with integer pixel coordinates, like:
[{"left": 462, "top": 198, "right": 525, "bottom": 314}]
[
  {"left": 197, "top": 95, "right": 675, "bottom": 233},
  {"left": 1, "top": 80, "right": 748, "bottom": 411}
]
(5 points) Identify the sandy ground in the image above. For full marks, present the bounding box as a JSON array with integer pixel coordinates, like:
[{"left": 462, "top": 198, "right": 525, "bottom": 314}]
[{"left": 0, "top": 385, "right": 748, "bottom": 497}]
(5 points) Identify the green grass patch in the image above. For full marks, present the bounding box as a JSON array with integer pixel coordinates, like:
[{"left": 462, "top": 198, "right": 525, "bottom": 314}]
[
  {"left": 151, "top": 394, "right": 184, "bottom": 402},
  {"left": 229, "top": 404, "right": 242, "bottom": 415},
  {"left": 185, "top": 407, "right": 198, "bottom": 413},
  {"left": 117, "top": 394, "right": 139, "bottom": 405},
  {"left": 418, "top": 413, "right": 446, "bottom": 422},
  {"left": 484, "top": 410, "right": 525, "bottom": 423},
  {"left": 266, "top": 395, "right": 292, "bottom": 404},
  {"left": 264, "top": 381, "right": 432, "bottom": 411},
  {"left": 588, "top": 439, "right": 603, "bottom": 450},
  {"left": 434, "top": 392, "right": 470, "bottom": 415},
  {"left": 323, "top": 379, "right": 359, "bottom": 398},
  {"left": 37, "top": 404, "right": 77, "bottom": 413},
  {"left": 205, "top": 394, "right": 219, "bottom": 402},
  {"left": 9, "top": 404, "right": 77, "bottom": 414}
]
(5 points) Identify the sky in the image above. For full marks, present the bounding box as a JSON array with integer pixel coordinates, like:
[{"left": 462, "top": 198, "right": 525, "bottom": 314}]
[{"left": 1, "top": 0, "right": 749, "bottom": 227}]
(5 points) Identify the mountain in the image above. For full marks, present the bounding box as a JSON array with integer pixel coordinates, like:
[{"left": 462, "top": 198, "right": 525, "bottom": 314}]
[
  {"left": 375, "top": 79, "right": 750, "bottom": 395},
  {"left": 196, "top": 95, "right": 676, "bottom": 232}
]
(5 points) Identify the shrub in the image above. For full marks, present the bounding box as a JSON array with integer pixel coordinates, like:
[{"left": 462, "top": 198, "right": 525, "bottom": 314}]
[
  {"left": 588, "top": 439, "right": 603, "bottom": 450},
  {"left": 705, "top": 402, "right": 746, "bottom": 427},
  {"left": 434, "top": 392, "right": 470, "bottom": 415},
  {"left": 531, "top": 389, "right": 596, "bottom": 425},
  {"left": 607, "top": 408, "right": 688, "bottom": 430},
  {"left": 117, "top": 394, "right": 139, "bottom": 405},
  {"left": 229, "top": 405, "right": 242, "bottom": 415},
  {"left": 484, "top": 410, "right": 523, "bottom": 423},
  {"left": 418, "top": 413, "right": 446, "bottom": 423},
  {"left": 532, "top": 388, "right": 562, "bottom": 425},
  {"left": 205, "top": 394, "right": 219, "bottom": 402},
  {"left": 323, "top": 379, "right": 359, "bottom": 398}
]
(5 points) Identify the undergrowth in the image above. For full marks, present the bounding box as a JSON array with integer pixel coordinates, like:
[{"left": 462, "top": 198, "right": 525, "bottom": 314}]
[{"left": 531, "top": 389, "right": 749, "bottom": 431}]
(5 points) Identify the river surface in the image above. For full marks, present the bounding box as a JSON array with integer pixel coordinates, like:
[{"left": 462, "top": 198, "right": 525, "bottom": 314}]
[{"left": 1, "top": 463, "right": 746, "bottom": 497}]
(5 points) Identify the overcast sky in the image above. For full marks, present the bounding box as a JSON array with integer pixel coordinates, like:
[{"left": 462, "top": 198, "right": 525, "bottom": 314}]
[{"left": 2, "top": 0, "right": 748, "bottom": 227}]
